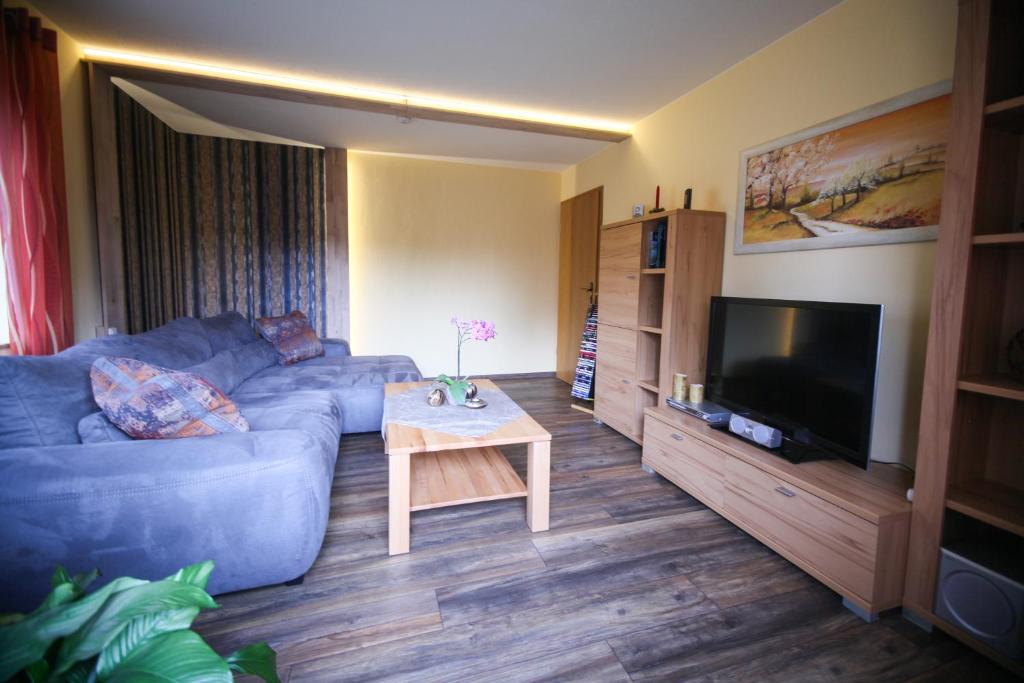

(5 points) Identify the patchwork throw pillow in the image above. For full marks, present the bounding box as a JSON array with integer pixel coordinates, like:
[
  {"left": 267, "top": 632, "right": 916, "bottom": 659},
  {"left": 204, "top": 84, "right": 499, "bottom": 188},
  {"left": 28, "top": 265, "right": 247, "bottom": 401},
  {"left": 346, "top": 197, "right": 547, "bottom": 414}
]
[
  {"left": 255, "top": 310, "right": 324, "bottom": 365},
  {"left": 90, "top": 356, "right": 250, "bottom": 439}
]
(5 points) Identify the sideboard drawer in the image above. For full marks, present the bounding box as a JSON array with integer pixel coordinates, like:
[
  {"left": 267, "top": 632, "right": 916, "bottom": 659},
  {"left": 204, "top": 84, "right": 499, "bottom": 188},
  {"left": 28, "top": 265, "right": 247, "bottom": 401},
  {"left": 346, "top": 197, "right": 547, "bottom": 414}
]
[
  {"left": 724, "top": 455, "right": 877, "bottom": 601},
  {"left": 643, "top": 415, "right": 725, "bottom": 510}
]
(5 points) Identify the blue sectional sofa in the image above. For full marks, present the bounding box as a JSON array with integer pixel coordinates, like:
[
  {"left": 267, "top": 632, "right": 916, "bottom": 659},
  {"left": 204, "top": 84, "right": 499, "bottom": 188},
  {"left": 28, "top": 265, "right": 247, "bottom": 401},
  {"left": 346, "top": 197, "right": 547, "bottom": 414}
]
[{"left": 0, "top": 312, "right": 420, "bottom": 612}]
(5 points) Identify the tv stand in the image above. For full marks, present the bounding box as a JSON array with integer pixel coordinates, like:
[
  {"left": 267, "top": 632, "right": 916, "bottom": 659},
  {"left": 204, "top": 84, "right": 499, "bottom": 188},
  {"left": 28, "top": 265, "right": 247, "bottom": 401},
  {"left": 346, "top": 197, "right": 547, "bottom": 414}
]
[{"left": 643, "top": 405, "right": 912, "bottom": 620}]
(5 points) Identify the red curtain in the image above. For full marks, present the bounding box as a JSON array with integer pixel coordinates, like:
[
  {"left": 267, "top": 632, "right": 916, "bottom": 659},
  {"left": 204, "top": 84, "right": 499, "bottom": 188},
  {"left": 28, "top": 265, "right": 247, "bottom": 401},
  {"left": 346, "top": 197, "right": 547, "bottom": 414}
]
[{"left": 0, "top": 3, "right": 74, "bottom": 355}]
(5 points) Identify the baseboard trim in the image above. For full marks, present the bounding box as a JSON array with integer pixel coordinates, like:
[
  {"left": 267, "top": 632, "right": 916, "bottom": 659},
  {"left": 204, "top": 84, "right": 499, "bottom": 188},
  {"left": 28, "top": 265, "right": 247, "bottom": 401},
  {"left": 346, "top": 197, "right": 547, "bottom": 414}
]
[
  {"left": 488, "top": 372, "right": 557, "bottom": 380},
  {"left": 425, "top": 372, "right": 556, "bottom": 381}
]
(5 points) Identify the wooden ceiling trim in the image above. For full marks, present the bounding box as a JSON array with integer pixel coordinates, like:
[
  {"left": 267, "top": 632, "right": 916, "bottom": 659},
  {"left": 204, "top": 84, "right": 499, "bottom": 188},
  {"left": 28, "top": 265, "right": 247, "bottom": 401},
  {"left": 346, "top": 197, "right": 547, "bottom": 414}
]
[{"left": 82, "top": 58, "right": 631, "bottom": 143}]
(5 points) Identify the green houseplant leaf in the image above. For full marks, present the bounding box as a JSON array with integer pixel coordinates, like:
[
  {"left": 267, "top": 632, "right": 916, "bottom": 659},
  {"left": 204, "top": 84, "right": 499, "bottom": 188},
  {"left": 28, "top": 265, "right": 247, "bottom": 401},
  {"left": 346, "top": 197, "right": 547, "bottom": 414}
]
[
  {"left": 105, "top": 630, "right": 231, "bottom": 683},
  {"left": 0, "top": 561, "right": 279, "bottom": 683},
  {"left": 225, "top": 642, "right": 281, "bottom": 683},
  {"left": 53, "top": 579, "right": 217, "bottom": 675},
  {"left": 165, "top": 561, "right": 214, "bottom": 590},
  {"left": 95, "top": 607, "right": 201, "bottom": 680},
  {"left": 0, "top": 576, "right": 146, "bottom": 681}
]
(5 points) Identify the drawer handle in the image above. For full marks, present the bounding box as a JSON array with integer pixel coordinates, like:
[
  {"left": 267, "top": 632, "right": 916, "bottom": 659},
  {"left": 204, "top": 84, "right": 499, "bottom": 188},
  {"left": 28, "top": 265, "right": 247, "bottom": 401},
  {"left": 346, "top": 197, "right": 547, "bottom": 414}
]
[
  {"left": 626, "top": 275, "right": 638, "bottom": 280},
  {"left": 621, "top": 378, "right": 631, "bottom": 384},
  {"left": 774, "top": 486, "right": 796, "bottom": 498},
  {"left": 671, "top": 433, "right": 685, "bottom": 441}
]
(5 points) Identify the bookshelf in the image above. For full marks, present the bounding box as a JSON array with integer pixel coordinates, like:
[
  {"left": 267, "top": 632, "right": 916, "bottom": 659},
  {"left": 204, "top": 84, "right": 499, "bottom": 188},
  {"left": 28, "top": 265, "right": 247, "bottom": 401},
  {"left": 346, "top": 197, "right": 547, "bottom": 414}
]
[
  {"left": 594, "top": 209, "right": 725, "bottom": 443},
  {"left": 903, "top": 0, "right": 1024, "bottom": 674}
]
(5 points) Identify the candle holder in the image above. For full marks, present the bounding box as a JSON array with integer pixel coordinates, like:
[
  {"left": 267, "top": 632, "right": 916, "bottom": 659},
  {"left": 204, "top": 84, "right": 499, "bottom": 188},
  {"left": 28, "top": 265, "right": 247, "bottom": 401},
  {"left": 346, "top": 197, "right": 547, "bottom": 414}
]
[{"left": 649, "top": 184, "right": 665, "bottom": 213}]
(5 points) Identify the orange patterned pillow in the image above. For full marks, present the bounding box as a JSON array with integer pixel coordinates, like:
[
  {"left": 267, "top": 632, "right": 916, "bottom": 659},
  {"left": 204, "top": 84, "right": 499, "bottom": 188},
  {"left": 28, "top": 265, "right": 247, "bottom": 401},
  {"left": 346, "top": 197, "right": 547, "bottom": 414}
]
[{"left": 90, "top": 356, "right": 249, "bottom": 439}]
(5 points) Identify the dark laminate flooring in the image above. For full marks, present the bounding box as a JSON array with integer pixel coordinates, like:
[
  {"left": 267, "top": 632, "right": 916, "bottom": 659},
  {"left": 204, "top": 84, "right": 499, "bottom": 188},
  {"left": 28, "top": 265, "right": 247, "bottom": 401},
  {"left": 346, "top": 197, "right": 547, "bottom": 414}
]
[{"left": 194, "top": 378, "right": 1015, "bottom": 682}]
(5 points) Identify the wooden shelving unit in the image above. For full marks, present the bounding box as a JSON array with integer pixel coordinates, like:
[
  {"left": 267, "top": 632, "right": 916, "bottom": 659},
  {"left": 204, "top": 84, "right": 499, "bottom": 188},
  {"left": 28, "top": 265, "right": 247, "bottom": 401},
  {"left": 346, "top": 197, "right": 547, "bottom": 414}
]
[
  {"left": 904, "top": 0, "right": 1024, "bottom": 673},
  {"left": 594, "top": 209, "right": 725, "bottom": 443}
]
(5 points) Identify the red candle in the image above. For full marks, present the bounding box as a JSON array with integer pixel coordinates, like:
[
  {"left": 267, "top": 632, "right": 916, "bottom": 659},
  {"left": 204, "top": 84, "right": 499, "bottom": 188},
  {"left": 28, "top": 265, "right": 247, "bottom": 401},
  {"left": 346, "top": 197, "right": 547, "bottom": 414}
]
[{"left": 655, "top": 185, "right": 660, "bottom": 209}]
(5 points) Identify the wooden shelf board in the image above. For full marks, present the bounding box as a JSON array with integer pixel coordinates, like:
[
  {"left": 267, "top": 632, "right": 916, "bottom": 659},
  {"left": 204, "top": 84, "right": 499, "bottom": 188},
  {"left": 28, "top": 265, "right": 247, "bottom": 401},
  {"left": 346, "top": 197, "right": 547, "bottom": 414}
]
[
  {"left": 637, "top": 380, "right": 659, "bottom": 393},
  {"left": 985, "top": 94, "right": 1024, "bottom": 115},
  {"left": 957, "top": 374, "right": 1024, "bottom": 401},
  {"left": 637, "top": 325, "right": 662, "bottom": 334},
  {"left": 410, "top": 446, "right": 526, "bottom": 511},
  {"left": 602, "top": 208, "right": 726, "bottom": 230},
  {"left": 946, "top": 479, "right": 1024, "bottom": 537},
  {"left": 641, "top": 268, "right": 666, "bottom": 275},
  {"left": 972, "top": 232, "right": 1024, "bottom": 245},
  {"left": 904, "top": 603, "right": 1024, "bottom": 677},
  {"left": 984, "top": 95, "right": 1024, "bottom": 133}
]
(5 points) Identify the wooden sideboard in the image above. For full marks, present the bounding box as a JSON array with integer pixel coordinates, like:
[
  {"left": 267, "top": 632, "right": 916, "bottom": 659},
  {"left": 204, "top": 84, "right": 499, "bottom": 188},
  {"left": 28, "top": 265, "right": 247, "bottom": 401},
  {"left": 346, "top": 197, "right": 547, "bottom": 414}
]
[
  {"left": 594, "top": 209, "right": 724, "bottom": 443},
  {"left": 643, "top": 405, "right": 912, "bottom": 618}
]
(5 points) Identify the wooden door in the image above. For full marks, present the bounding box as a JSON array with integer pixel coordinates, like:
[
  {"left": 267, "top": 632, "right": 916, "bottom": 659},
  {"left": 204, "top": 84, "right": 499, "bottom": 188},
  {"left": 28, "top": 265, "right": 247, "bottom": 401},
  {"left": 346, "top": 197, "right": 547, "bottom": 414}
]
[
  {"left": 556, "top": 187, "right": 603, "bottom": 384},
  {"left": 597, "top": 223, "right": 641, "bottom": 328}
]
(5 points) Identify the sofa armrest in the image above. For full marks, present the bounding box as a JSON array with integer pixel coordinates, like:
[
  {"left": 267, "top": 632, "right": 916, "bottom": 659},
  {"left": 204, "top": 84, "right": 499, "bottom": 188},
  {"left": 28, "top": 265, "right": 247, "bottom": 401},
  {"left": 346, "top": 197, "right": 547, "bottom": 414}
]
[
  {"left": 0, "top": 429, "right": 332, "bottom": 612},
  {"left": 321, "top": 338, "right": 351, "bottom": 358}
]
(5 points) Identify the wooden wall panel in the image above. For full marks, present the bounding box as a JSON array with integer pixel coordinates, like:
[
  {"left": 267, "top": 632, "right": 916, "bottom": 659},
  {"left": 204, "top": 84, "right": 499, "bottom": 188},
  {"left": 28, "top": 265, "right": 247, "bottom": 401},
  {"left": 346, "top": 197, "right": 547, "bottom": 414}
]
[
  {"left": 87, "top": 64, "right": 126, "bottom": 332},
  {"left": 325, "top": 148, "right": 350, "bottom": 340}
]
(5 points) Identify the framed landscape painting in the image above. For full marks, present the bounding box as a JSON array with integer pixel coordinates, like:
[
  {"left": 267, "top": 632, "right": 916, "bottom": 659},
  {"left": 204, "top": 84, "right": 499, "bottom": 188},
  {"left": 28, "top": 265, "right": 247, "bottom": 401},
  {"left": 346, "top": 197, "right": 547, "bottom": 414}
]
[{"left": 735, "top": 82, "right": 952, "bottom": 254}]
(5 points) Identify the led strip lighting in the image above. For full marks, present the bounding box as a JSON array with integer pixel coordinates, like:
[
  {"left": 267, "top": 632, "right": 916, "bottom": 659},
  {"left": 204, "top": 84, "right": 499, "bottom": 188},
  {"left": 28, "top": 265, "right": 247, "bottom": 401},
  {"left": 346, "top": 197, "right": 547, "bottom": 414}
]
[{"left": 83, "top": 47, "right": 633, "bottom": 136}]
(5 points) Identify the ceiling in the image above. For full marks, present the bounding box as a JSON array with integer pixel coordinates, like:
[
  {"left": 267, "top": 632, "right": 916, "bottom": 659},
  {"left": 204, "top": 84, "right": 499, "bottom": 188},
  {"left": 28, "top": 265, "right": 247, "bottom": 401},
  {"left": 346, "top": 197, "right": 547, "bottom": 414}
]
[{"left": 38, "top": 0, "right": 842, "bottom": 168}]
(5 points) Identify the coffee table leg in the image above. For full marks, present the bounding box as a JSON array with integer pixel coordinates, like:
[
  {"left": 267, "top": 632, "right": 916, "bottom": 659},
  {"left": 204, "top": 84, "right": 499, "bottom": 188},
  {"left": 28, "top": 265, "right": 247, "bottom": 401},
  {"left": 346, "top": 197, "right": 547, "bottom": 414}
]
[
  {"left": 388, "top": 453, "right": 411, "bottom": 555},
  {"left": 526, "top": 440, "right": 550, "bottom": 532}
]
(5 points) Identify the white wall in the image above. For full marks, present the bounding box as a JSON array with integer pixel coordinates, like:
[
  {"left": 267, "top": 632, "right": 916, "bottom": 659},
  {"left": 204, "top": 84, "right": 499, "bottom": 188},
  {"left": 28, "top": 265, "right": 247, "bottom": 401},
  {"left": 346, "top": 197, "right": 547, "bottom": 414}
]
[
  {"left": 348, "top": 152, "right": 561, "bottom": 378},
  {"left": 563, "top": 0, "right": 957, "bottom": 465}
]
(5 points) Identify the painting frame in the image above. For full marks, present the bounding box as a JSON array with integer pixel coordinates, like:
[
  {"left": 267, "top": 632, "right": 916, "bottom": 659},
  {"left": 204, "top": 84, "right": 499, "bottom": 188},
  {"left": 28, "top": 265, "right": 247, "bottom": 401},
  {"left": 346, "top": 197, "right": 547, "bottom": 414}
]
[{"left": 734, "top": 80, "right": 952, "bottom": 255}]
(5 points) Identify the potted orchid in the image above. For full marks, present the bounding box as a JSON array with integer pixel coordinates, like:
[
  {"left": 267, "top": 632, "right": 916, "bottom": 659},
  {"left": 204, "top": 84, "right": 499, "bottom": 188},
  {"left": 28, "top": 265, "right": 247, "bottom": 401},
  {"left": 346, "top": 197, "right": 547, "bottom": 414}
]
[{"left": 437, "top": 317, "right": 496, "bottom": 405}]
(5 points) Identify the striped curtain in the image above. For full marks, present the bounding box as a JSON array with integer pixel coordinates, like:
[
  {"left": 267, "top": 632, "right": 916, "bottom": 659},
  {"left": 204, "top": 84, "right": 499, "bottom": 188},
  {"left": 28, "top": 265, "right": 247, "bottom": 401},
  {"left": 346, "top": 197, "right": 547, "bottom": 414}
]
[
  {"left": 0, "top": 5, "right": 75, "bottom": 355},
  {"left": 114, "top": 87, "right": 327, "bottom": 334}
]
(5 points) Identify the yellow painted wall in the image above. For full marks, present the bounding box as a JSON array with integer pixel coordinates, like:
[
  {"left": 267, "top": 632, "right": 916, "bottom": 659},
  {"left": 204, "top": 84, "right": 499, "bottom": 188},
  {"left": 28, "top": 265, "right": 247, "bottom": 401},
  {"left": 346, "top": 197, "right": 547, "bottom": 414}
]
[
  {"left": 9, "top": 1, "right": 102, "bottom": 342},
  {"left": 563, "top": 0, "right": 957, "bottom": 465},
  {"left": 348, "top": 152, "right": 561, "bottom": 378}
]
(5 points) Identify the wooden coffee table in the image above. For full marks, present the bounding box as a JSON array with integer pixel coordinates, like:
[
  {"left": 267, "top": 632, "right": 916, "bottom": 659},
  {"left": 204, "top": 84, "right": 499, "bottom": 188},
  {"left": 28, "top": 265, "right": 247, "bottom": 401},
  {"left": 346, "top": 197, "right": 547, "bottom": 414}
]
[{"left": 383, "top": 379, "right": 551, "bottom": 555}]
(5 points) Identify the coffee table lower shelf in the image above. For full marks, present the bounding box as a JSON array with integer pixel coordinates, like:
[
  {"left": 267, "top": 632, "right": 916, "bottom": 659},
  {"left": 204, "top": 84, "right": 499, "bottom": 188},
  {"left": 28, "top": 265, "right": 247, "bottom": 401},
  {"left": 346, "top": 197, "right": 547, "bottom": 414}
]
[{"left": 410, "top": 446, "right": 526, "bottom": 511}]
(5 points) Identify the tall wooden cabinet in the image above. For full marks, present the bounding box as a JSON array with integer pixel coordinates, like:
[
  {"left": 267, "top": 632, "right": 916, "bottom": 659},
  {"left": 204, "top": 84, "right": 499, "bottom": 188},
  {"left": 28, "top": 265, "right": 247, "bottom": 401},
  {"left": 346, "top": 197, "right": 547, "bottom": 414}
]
[
  {"left": 903, "top": 0, "right": 1024, "bottom": 673},
  {"left": 594, "top": 209, "right": 725, "bottom": 443}
]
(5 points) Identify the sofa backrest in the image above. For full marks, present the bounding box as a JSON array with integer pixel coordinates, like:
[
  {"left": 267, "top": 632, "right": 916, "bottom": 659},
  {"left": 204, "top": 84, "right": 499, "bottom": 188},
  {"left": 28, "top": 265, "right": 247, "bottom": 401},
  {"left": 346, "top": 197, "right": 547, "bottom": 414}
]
[
  {"left": 198, "top": 312, "right": 259, "bottom": 354},
  {"left": 0, "top": 317, "right": 214, "bottom": 448}
]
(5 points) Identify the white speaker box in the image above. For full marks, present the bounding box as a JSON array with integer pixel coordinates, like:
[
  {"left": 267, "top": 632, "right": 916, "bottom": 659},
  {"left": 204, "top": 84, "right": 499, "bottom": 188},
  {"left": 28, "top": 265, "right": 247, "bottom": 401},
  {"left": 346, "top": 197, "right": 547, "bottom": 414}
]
[{"left": 728, "top": 414, "right": 782, "bottom": 449}]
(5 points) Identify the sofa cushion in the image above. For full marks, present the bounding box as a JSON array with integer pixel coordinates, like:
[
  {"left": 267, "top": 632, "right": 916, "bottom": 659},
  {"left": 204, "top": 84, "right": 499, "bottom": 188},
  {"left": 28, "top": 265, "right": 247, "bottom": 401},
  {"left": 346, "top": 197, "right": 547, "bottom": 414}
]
[
  {"left": 91, "top": 357, "right": 249, "bottom": 439},
  {"left": 0, "top": 428, "right": 332, "bottom": 611},
  {"left": 232, "top": 355, "right": 421, "bottom": 434},
  {"left": 199, "top": 311, "right": 258, "bottom": 354},
  {"left": 71, "top": 317, "right": 214, "bottom": 369},
  {"left": 186, "top": 340, "right": 278, "bottom": 395},
  {"left": 234, "top": 391, "right": 342, "bottom": 461},
  {"left": 78, "top": 411, "right": 132, "bottom": 443},
  {"left": 256, "top": 311, "right": 324, "bottom": 365},
  {"left": 235, "top": 355, "right": 421, "bottom": 393}
]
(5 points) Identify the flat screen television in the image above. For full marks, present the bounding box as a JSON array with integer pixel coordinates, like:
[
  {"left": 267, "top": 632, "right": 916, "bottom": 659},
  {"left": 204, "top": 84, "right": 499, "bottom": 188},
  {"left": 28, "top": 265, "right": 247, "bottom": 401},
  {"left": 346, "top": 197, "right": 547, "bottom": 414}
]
[{"left": 705, "top": 297, "right": 883, "bottom": 469}]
